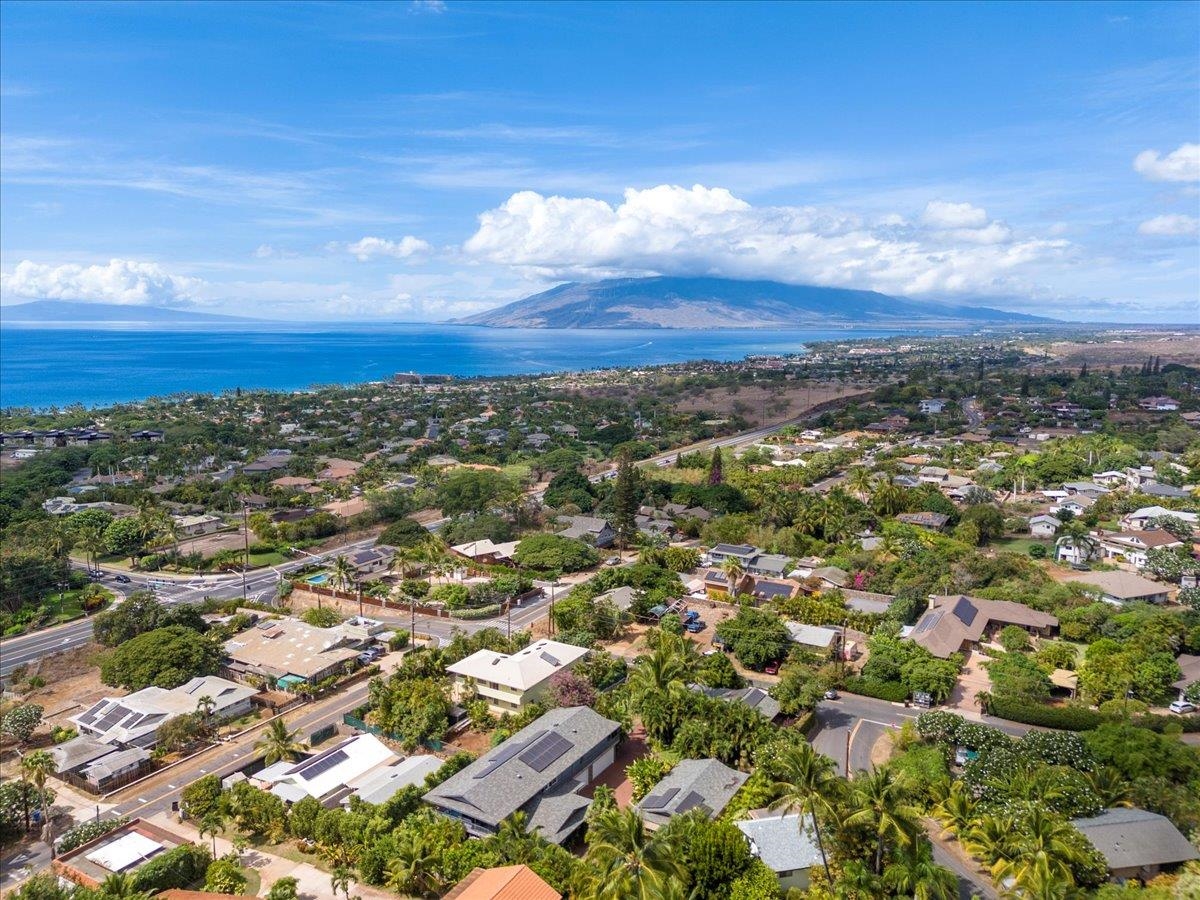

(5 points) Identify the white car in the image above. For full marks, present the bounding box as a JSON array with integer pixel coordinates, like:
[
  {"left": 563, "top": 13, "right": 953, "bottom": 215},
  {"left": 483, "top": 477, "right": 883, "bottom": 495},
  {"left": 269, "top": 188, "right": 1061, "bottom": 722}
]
[{"left": 1169, "top": 700, "right": 1196, "bottom": 715}]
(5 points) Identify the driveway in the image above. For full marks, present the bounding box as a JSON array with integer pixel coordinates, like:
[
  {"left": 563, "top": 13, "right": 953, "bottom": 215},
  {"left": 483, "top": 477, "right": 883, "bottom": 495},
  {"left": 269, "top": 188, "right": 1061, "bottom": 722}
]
[{"left": 948, "top": 650, "right": 993, "bottom": 713}]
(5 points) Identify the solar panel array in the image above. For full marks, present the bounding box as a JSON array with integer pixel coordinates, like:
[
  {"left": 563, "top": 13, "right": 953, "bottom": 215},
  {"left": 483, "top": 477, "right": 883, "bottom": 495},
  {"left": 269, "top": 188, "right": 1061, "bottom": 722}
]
[
  {"left": 519, "top": 731, "right": 573, "bottom": 772},
  {"left": 474, "top": 732, "right": 540, "bottom": 779},
  {"left": 641, "top": 786, "right": 679, "bottom": 810},
  {"left": 913, "top": 611, "right": 942, "bottom": 634},
  {"left": 951, "top": 596, "right": 978, "bottom": 626},
  {"left": 295, "top": 749, "right": 347, "bottom": 780},
  {"left": 675, "top": 791, "right": 709, "bottom": 814},
  {"left": 77, "top": 704, "right": 105, "bottom": 727}
]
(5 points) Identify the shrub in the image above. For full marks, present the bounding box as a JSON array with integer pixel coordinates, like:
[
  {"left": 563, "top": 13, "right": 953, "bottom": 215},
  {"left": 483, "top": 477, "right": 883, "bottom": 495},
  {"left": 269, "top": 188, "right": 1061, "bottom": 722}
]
[
  {"left": 300, "top": 607, "right": 342, "bottom": 628},
  {"left": 448, "top": 604, "right": 501, "bottom": 620},
  {"left": 842, "top": 677, "right": 909, "bottom": 703},
  {"left": 181, "top": 774, "right": 224, "bottom": 820},
  {"left": 989, "top": 697, "right": 1107, "bottom": 731},
  {"left": 134, "top": 844, "right": 213, "bottom": 893},
  {"left": 204, "top": 856, "right": 248, "bottom": 894},
  {"left": 57, "top": 816, "right": 129, "bottom": 853}
]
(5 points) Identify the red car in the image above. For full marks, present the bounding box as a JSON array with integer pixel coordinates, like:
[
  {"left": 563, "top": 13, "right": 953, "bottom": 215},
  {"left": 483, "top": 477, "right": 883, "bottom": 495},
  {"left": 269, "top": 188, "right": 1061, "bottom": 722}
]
[{"left": 763, "top": 660, "right": 781, "bottom": 675}]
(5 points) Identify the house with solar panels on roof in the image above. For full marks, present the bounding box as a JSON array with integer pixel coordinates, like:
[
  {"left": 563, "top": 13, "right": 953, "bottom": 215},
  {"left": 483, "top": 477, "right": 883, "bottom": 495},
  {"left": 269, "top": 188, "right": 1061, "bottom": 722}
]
[
  {"left": 635, "top": 759, "right": 748, "bottom": 829},
  {"left": 250, "top": 732, "right": 401, "bottom": 806},
  {"left": 903, "top": 595, "right": 1058, "bottom": 659},
  {"left": 70, "top": 676, "right": 257, "bottom": 749},
  {"left": 424, "top": 706, "right": 620, "bottom": 844},
  {"left": 446, "top": 638, "right": 589, "bottom": 716}
]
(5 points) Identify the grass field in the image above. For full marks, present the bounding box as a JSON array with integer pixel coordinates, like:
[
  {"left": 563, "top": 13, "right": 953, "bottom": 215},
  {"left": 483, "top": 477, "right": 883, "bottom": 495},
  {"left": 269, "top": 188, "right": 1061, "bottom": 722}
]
[{"left": 991, "top": 536, "right": 1051, "bottom": 556}]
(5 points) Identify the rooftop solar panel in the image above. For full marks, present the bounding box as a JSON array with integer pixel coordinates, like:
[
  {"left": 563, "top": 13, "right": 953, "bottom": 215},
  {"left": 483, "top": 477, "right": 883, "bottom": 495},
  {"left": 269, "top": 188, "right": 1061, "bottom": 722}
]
[
  {"left": 77, "top": 705, "right": 104, "bottom": 727},
  {"left": 642, "top": 786, "right": 679, "bottom": 810},
  {"left": 295, "top": 749, "right": 347, "bottom": 780},
  {"left": 675, "top": 791, "right": 709, "bottom": 814},
  {"left": 519, "top": 731, "right": 573, "bottom": 772},
  {"left": 474, "top": 734, "right": 538, "bottom": 778}
]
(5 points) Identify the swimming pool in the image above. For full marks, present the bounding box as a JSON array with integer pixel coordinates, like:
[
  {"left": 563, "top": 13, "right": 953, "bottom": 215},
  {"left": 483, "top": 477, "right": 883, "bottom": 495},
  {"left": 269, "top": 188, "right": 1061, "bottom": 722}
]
[{"left": 307, "top": 573, "right": 330, "bottom": 585}]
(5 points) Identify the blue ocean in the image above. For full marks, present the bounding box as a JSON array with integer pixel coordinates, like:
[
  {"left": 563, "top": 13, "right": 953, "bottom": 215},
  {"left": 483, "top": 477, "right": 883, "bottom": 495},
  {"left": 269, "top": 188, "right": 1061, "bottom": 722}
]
[{"left": 0, "top": 323, "right": 920, "bottom": 409}]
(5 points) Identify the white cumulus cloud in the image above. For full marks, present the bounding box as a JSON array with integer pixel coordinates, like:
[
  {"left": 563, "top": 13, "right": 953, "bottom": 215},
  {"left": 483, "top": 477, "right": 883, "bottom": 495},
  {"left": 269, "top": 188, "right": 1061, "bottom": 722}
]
[
  {"left": 1133, "top": 143, "right": 1200, "bottom": 182},
  {"left": 463, "top": 184, "right": 1066, "bottom": 297},
  {"left": 1138, "top": 214, "right": 1199, "bottom": 236},
  {"left": 1, "top": 258, "right": 199, "bottom": 306},
  {"left": 338, "top": 236, "right": 432, "bottom": 262},
  {"left": 921, "top": 200, "right": 989, "bottom": 229}
]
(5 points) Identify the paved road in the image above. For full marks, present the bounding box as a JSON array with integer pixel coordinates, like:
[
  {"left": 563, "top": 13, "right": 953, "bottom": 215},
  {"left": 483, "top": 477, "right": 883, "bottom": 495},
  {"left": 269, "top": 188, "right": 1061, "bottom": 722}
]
[{"left": 961, "top": 396, "right": 984, "bottom": 429}]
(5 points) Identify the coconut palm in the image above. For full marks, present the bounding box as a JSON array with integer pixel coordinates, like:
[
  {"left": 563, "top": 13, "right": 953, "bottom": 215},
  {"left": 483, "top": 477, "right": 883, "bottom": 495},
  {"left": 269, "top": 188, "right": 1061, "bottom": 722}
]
[
  {"left": 254, "top": 718, "right": 307, "bottom": 765},
  {"left": 627, "top": 642, "right": 692, "bottom": 703},
  {"left": 883, "top": 841, "right": 959, "bottom": 900},
  {"left": 95, "top": 873, "right": 152, "bottom": 899},
  {"left": 1055, "top": 521, "right": 1098, "bottom": 564},
  {"left": 932, "top": 779, "right": 977, "bottom": 839},
  {"left": 1002, "top": 851, "right": 1085, "bottom": 900},
  {"left": 720, "top": 557, "right": 744, "bottom": 596},
  {"left": 844, "top": 766, "right": 922, "bottom": 876},
  {"left": 769, "top": 742, "right": 839, "bottom": 882},
  {"left": 871, "top": 479, "right": 907, "bottom": 517},
  {"left": 330, "top": 555, "right": 356, "bottom": 603},
  {"left": 20, "top": 750, "right": 56, "bottom": 855},
  {"left": 963, "top": 812, "right": 1021, "bottom": 875},
  {"left": 993, "top": 808, "right": 1088, "bottom": 887},
  {"left": 847, "top": 466, "right": 874, "bottom": 502},
  {"left": 581, "top": 807, "right": 686, "bottom": 900},
  {"left": 196, "top": 694, "right": 216, "bottom": 734},
  {"left": 1084, "top": 766, "right": 1133, "bottom": 808},
  {"left": 384, "top": 831, "right": 444, "bottom": 898},
  {"left": 198, "top": 808, "right": 227, "bottom": 857},
  {"left": 494, "top": 810, "right": 547, "bottom": 863}
]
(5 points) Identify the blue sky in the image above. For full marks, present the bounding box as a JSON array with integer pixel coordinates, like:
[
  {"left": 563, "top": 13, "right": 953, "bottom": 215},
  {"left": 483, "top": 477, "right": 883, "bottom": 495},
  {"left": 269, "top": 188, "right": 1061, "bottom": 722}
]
[{"left": 1, "top": 0, "right": 1197, "bottom": 322}]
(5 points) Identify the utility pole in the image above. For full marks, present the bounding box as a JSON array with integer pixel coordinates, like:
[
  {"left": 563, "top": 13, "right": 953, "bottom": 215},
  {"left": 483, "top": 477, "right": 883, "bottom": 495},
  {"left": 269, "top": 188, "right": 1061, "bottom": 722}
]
[{"left": 240, "top": 499, "right": 249, "bottom": 602}]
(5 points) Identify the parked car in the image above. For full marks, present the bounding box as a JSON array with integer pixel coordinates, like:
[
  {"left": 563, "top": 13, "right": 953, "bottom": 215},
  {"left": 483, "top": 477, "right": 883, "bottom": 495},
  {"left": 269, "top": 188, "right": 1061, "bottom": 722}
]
[
  {"left": 685, "top": 621, "right": 705, "bottom": 633},
  {"left": 682, "top": 610, "right": 701, "bottom": 624},
  {"left": 1169, "top": 700, "right": 1196, "bottom": 714},
  {"left": 823, "top": 689, "right": 839, "bottom": 701},
  {"left": 114, "top": 574, "right": 132, "bottom": 584},
  {"left": 763, "top": 660, "right": 781, "bottom": 675},
  {"left": 604, "top": 556, "right": 621, "bottom": 566}
]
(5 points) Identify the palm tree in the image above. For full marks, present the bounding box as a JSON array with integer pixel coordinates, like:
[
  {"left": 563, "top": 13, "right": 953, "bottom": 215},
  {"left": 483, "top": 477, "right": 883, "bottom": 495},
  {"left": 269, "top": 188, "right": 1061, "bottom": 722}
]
[
  {"left": 627, "top": 642, "right": 691, "bottom": 702},
  {"left": 993, "top": 807, "right": 1088, "bottom": 888},
  {"left": 769, "top": 742, "right": 838, "bottom": 882},
  {"left": 883, "top": 841, "right": 959, "bottom": 900},
  {"left": 254, "top": 718, "right": 307, "bottom": 765},
  {"left": 1084, "top": 766, "right": 1133, "bottom": 808},
  {"left": 582, "top": 807, "right": 685, "bottom": 900},
  {"left": 494, "top": 810, "right": 547, "bottom": 863},
  {"left": 848, "top": 466, "right": 874, "bottom": 502},
  {"left": 385, "top": 831, "right": 444, "bottom": 898},
  {"left": 720, "top": 557, "right": 744, "bottom": 596},
  {"left": 1002, "top": 851, "right": 1085, "bottom": 900},
  {"left": 963, "top": 812, "right": 1020, "bottom": 875},
  {"left": 845, "top": 766, "right": 922, "bottom": 876},
  {"left": 1055, "top": 521, "right": 1097, "bottom": 564},
  {"left": 21, "top": 750, "right": 56, "bottom": 856},
  {"left": 95, "top": 873, "right": 152, "bottom": 899},
  {"left": 196, "top": 694, "right": 216, "bottom": 735},
  {"left": 871, "top": 479, "right": 906, "bottom": 517},
  {"left": 329, "top": 555, "right": 355, "bottom": 606},
  {"left": 932, "top": 779, "right": 977, "bottom": 839},
  {"left": 330, "top": 865, "right": 353, "bottom": 900},
  {"left": 199, "top": 808, "right": 226, "bottom": 857}
]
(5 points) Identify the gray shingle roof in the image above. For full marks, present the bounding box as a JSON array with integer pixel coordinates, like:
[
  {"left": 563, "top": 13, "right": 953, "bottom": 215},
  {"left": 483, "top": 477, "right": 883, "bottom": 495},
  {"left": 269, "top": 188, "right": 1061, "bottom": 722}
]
[
  {"left": 1071, "top": 808, "right": 1199, "bottom": 871},
  {"left": 737, "top": 812, "right": 823, "bottom": 874},
  {"left": 692, "top": 685, "right": 782, "bottom": 721},
  {"left": 636, "top": 759, "right": 748, "bottom": 826},
  {"left": 424, "top": 706, "right": 618, "bottom": 844}
]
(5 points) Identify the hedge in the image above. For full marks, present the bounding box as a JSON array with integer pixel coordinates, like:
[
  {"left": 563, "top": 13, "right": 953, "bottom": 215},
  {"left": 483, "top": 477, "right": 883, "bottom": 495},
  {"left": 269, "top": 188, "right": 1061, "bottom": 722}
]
[
  {"left": 843, "top": 677, "right": 909, "bottom": 703},
  {"left": 988, "top": 698, "right": 1107, "bottom": 731},
  {"left": 56, "top": 816, "right": 128, "bottom": 854},
  {"left": 448, "top": 604, "right": 502, "bottom": 620},
  {"left": 133, "top": 844, "right": 212, "bottom": 893},
  {"left": 988, "top": 698, "right": 1200, "bottom": 733}
]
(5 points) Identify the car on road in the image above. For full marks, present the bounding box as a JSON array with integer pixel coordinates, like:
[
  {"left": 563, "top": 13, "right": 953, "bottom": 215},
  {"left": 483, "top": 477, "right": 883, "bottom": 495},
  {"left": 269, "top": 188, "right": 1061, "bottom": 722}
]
[
  {"left": 1169, "top": 700, "right": 1196, "bottom": 714},
  {"left": 88, "top": 569, "right": 105, "bottom": 579},
  {"left": 114, "top": 574, "right": 132, "bottom": 584},
  {"left": 604, "top": 556, "right": 621, "bottom": 566}
]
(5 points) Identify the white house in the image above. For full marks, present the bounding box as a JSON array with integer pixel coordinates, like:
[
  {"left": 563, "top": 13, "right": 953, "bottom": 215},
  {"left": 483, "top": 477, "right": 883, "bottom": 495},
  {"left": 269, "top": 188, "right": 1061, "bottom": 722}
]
[
  {"left": 1122, "top": 507, "right": 1198, "bottom": 532},
  {"left": 1029, "top": 515, "right": 1062, "bottom": 538},
  {"left": 1098, "top": 530, "right": 1184, "bottom": 569},
  {"left": 737, "top": 812, "right": 823, "bottom": 892},
  {"left": 173, "top": 513, "right": 225, "bottom": 537},
  {"left": 446, "top": 638, "right": 590, "bottom": 715},
  {"left": 253, "top": 733, "right": 398, "bottom": 804}
]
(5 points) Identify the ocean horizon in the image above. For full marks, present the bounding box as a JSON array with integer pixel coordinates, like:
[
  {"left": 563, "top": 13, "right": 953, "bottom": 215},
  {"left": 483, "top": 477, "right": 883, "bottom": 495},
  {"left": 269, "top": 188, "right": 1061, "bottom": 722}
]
[{"left": 0, "top": 322, "right": 936, "bottom": 410}]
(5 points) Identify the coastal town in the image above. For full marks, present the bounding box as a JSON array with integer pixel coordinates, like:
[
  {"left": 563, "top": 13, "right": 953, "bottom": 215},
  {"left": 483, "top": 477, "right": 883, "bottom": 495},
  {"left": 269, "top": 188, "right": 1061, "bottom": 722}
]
[{"left": 0, "top": 329, "right": 1198, "bottom": 899}]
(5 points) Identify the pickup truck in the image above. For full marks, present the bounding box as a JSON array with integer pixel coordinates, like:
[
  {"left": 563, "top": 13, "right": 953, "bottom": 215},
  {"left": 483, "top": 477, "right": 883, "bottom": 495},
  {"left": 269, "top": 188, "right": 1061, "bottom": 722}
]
[{"left": 685, "top": 620, "right": 705, "bottom": 633}]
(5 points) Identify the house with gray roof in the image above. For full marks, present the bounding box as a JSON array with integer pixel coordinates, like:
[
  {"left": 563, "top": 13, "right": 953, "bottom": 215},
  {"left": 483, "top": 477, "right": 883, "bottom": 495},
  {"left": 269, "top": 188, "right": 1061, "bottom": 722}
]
[
  {"left": 636, "top": 759, "right": 748, "bottom": 829},
  {"left": 906, "top": 595, "right": 1057, "bottom": 659},
  {"left": 737, "top": 812, "right": 823, "bottom": 892},
  {"left": 424, "top": 706, "right": 620, "bottom": 844},
  {"left": 1070, "top": 808, "right": 1199, "bottom": 881},
  {"left": 692, "top": 685, "right": 782, "bottom": 722},
  {"left": 555, "top": 515, "right": 615, "bottom": 549}
]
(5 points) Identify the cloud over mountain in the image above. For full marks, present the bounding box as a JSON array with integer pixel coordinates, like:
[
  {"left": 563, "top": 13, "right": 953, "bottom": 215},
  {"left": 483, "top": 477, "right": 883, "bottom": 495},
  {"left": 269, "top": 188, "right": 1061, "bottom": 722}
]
[
  {"left": 463, "top": 184, "right": 1069, "bottom": 298},
  {"left": 1, "top": 258, "right": 199, "bottom": 306}
]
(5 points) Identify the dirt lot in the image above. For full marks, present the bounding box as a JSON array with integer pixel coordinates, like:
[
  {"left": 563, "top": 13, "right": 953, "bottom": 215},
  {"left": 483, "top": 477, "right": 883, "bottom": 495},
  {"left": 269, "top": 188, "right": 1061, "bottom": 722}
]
[
  {"left": 670, "top": 382, "right": 867, "bottom": 426},
  {"left": 174, "top": 525, "right": 250, "bottom": 557},
  {"left": 9, "top": 644, "right": 113, "bottom": 728},
  {"left": 1032, "top": 333, "right": 1200, "bottom": 370}
]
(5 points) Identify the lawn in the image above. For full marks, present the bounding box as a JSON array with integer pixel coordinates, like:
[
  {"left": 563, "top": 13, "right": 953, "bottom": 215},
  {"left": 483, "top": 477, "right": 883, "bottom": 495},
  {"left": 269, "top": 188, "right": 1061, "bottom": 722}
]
[
  {"left": 991, "top": 536, "right": 1051, "bottom": 556},
  {"left": 248, "top": 550, "right": 287, "bottom": 567}
]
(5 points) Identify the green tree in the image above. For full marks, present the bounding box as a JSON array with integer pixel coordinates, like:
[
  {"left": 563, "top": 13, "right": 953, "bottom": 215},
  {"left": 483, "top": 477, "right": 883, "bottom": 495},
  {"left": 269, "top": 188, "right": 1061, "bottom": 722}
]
[
  {"left": 103, "top": 516, "right": 146, "bottom": 562},
  {"left": 2, "top": 704, "right": 44, "bottom": 744},
  {"left": 845, "top": 766, "right": 922, "bottom": 876},
  {"left": 100, "top": 626, "right": 222, "bottom": 690},
  {"left": 610, "top": 452, "right": 641, "bottom": 548},
  {"left": 580, "top": 807, "right": 686, "bottom": 900},
  {"left": 770, "top": 742, "right": 838, "bottom": 882},
  {"left": 204, "top": 856, "right": 248, "bottom": 894},
  {"left": 254, "top": 718, "right": 308, "bottom": 765},
  {"left": 512, "top": 534, "right": 598, "bottom": 572},
  {"left": 265, "top": 877, "right": 300, "bottom": 900},
  {"left": 20, "top": 751, "right": 56, "bottom": 854},
  {"left": 436, "top": 468, "right": 518, "bottom": 517},
  {"left": 198, "top": 809, "right": 227, "bottom": 858}
]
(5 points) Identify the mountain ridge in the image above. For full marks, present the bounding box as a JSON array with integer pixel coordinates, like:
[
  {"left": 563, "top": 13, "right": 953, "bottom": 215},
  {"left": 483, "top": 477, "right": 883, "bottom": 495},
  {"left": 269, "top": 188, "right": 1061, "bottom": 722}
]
[
  {"left": 459, "top": 276, "right": 1053, "bottom": 328},
  {"left": 1, "top": 300, "right": 263, "bottom": 325}
]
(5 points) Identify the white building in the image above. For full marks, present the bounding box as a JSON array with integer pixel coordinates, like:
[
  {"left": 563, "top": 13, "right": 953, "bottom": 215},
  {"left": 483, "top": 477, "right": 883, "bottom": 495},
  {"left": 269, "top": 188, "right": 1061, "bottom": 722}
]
[
  {"left": 253, "top": 733, "right": 398, "bottom": 804},
  {"left": 446, "top": 638, "right": 590, "bottom": 715}
]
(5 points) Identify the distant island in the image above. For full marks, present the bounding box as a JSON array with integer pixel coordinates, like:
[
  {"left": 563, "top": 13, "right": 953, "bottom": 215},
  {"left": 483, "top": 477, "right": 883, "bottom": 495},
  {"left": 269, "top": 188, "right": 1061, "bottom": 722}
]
[
  {"left": 1, "top": 300, "right": 261, "bottom": 326},
  {"left": 459, "top": 276, "right": 1053, "bottom": 329}
]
